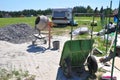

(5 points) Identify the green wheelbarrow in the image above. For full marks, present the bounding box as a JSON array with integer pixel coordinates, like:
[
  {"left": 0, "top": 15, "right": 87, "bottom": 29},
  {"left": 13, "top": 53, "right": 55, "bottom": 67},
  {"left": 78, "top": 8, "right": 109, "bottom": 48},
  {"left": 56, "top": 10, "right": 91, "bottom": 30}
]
[{"left": 59, "top": 39, "right": 98, "bottom": 77}]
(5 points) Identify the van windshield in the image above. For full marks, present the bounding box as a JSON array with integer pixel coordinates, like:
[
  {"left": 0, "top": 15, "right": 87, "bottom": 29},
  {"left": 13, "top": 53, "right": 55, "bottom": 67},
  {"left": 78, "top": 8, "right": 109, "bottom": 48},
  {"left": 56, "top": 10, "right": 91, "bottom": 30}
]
[{"left": 53, "top": 11, "right": 66, "bottom": 18}]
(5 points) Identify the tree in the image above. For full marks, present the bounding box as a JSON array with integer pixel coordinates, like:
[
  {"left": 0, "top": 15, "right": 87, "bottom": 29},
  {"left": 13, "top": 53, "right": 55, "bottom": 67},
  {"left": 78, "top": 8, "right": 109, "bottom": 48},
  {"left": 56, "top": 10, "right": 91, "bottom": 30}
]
[
  {"left": 0, "top": 11, "right": 3, "bottom": 18},
  {"left": 104, "top": 8, "right": 113, "bottom": 17},
  {"left": 0, "top": 5, "right": 114, "bottom": 17},
  {"left": 87, "top": 5, "right": 93, "bottom": 13},
  {"left": 73, "top": 6, "right": 87, "bottom": 13}
]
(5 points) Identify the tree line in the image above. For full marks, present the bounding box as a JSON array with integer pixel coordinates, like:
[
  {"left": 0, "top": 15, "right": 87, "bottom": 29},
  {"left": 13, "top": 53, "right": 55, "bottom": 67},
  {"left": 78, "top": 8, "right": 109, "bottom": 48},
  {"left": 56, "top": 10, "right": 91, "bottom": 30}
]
[{"left": 0, "top": 5, "right": 114, "bottom": 18}]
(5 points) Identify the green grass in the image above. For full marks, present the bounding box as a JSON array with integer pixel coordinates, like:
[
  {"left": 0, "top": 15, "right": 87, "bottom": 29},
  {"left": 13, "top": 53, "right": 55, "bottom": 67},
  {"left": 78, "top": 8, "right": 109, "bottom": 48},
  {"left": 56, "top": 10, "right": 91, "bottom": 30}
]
[
  {"left": 0, "top": 68, "right": 35, "bottom": 80},
  {"left": 0, "top": 17, "right": 36, "bottom": 27}
]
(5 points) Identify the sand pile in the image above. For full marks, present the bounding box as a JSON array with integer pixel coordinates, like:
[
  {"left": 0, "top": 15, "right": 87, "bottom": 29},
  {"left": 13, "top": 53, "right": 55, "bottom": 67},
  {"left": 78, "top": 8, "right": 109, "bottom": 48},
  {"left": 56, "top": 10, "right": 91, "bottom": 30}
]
[{"left": 0, "top": 23, "right": 36, "bottom": 44}]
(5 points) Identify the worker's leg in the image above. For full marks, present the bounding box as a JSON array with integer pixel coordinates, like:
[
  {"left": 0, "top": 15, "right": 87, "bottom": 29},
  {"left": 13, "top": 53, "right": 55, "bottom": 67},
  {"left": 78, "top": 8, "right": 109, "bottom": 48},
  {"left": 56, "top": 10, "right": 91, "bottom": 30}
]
[
  {"left": 100, "top": 46, "right": 120, "bottom": 63},
  {"left": 116, "top": 47, "right": 120, "bottom": 56},
  {"left": 100, "top": 50, "right": 114, "bottom": 63}
]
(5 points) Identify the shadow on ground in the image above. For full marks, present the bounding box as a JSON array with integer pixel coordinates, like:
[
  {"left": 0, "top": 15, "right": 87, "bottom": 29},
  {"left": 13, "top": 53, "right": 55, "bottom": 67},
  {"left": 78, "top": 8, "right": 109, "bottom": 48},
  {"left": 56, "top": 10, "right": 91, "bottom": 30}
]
[
  {"left": 56, "top": 67, "right": 91, "bottom": 80},
  {"left": 27, "top": 45, "right": 47, "bottom": 53}
]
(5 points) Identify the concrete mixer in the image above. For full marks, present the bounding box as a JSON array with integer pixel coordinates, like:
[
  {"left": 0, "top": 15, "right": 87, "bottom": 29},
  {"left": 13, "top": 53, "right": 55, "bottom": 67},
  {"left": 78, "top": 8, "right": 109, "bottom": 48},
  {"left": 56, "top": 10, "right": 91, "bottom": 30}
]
[
  {"left": 35, "top": 15, "right": 49, "bottom": 30},
  {"left": 32, "top": 15, "right": 52, "bottom": 48}
]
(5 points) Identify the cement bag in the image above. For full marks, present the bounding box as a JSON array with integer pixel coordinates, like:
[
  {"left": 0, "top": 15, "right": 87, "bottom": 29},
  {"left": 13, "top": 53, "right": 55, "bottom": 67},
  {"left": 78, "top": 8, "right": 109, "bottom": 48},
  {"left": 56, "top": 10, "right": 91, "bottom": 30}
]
[
  {"left": 35, "top": 15, "right": 49, "bottom": 30},
  {"left": 72, "top": 27, "right": 89, "bottom": 35}
]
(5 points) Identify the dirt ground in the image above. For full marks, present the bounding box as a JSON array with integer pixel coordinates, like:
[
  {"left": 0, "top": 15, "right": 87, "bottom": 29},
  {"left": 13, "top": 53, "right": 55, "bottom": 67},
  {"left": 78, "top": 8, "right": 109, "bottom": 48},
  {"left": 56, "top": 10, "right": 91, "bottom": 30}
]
[
  {"left": 0, "top": 36, "right": 71, "bottom": 80},
  {"left": 0, "top": 35, "right": 120, "bottom": 80}
]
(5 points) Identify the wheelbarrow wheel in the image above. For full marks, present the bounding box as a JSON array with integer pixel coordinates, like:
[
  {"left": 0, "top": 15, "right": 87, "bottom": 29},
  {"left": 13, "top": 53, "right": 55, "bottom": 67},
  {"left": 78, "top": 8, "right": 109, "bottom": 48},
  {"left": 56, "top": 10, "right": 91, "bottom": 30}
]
[
  {"left": 62, "top": 57, "right": 72, "bottom": 78},
  {"left": 87, "top": 55, "right": 98, "bottom": 74}
]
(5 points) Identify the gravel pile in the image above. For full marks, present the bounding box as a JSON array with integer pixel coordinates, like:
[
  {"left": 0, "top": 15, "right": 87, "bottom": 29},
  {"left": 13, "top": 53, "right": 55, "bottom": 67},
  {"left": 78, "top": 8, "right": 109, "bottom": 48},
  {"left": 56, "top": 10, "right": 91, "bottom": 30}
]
[{"left": 0, "top": 23, "right": 36, "bottom": 44}]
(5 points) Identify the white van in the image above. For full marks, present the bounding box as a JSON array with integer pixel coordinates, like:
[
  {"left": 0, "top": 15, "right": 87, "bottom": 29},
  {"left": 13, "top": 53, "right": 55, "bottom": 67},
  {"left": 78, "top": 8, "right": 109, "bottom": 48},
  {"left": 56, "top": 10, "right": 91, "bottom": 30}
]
[{"left": 52, "top": 8, "right": 75, "bottom": 25}]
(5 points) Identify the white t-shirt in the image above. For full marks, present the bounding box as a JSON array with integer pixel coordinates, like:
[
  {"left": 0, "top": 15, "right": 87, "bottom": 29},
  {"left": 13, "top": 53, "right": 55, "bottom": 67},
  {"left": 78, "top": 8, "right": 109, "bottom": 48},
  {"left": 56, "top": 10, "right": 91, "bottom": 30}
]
[
  {"left": 116, "top": 35, "right": 120, "bottom": 47},
  {"left": 109, "top": 23, "right": 116, "bottom": 29}
]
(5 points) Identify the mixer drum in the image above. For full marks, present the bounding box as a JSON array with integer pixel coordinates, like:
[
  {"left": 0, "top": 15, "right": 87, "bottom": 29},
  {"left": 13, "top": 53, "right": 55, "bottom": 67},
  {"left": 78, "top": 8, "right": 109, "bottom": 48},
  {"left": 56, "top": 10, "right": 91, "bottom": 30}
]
[{"left": 35, "top": 15, "right": 49, "bottom": 30}]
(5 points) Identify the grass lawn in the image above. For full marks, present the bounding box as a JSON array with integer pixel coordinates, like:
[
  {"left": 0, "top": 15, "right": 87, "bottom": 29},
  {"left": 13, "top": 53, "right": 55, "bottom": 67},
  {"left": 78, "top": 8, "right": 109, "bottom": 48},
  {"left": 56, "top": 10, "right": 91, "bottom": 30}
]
[{"left": 0, "top": 17, "right": 36, "bottom": 27}]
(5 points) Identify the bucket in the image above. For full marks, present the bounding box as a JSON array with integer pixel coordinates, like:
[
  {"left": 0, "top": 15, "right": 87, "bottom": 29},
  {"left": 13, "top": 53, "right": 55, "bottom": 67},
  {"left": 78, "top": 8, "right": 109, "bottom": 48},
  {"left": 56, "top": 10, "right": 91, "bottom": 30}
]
[{"left": 53, "top": 41, "right": 60, "bottom": 50}]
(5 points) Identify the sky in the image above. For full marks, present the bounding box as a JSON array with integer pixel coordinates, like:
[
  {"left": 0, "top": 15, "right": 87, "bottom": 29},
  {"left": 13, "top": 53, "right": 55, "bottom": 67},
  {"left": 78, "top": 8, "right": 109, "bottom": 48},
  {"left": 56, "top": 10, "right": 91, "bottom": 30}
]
[{"left": 0, "top": 0, "right": 119, "bottom": 11}]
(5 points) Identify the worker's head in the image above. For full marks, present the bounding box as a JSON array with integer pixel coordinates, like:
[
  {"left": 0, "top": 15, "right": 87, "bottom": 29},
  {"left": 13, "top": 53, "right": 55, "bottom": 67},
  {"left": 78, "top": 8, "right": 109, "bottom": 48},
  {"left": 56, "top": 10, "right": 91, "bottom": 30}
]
[{"left": 109, "top": 22, "right": 113, "bottom": 24}]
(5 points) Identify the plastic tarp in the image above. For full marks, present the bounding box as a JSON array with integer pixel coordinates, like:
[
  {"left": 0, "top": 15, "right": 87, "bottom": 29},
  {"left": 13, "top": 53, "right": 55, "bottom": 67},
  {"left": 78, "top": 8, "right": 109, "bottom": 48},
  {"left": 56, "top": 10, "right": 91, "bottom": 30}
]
[{"left": 72, "top": 27, "right": 89, "bottom": 35}]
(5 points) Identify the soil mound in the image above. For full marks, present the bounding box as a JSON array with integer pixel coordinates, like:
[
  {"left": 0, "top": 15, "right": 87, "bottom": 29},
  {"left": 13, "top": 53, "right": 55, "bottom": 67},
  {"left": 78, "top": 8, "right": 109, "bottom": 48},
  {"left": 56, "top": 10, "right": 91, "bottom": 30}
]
[{"left": 0, "top": 23, "right": 36, "bottom": 44}]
